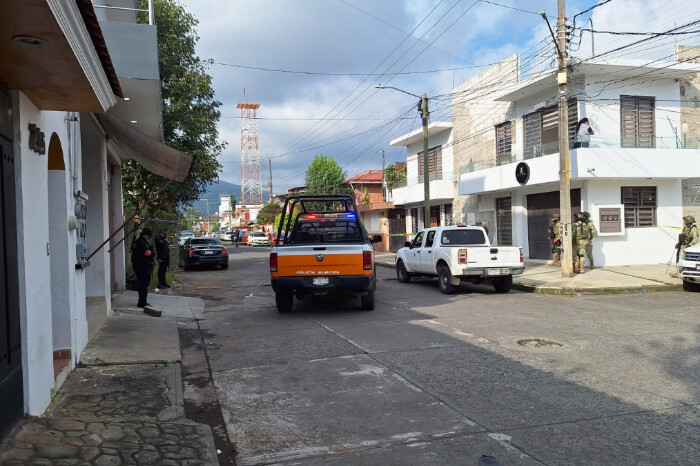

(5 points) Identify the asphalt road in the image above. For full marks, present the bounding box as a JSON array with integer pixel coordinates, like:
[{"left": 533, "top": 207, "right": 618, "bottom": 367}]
[{"left": 175, "top": 246, "right": 700, "bottom": 466}]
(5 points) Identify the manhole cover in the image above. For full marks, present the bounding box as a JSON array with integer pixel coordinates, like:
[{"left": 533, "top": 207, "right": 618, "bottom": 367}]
[{"left": 517, "top": 338, "right": 563, "bottom": 348}]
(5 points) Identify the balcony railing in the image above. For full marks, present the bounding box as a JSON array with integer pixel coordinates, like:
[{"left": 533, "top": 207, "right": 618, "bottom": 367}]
[
  {"left": 459, "top": 135, "right": 698, "bottom": 176},
  {"left": 393, "top": 171, "right": 453, "bottom": 188},
  {"left": 92, "top": 0, "right": 154, "bottom": 24}
]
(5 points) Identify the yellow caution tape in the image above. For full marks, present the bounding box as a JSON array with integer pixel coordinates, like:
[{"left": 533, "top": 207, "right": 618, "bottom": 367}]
[{"left": 653, "top": 225, "right": 683, "bottom": 229}]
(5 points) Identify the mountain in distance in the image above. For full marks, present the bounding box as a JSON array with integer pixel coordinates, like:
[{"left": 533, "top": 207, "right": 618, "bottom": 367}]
[{"left": 190, "top": 180, "right": 269, "bottom": 215}]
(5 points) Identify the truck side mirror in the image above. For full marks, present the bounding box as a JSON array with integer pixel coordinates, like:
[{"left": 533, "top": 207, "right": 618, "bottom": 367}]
[{"left": 405, "top": 241, "right": 412, "bottom": 248}]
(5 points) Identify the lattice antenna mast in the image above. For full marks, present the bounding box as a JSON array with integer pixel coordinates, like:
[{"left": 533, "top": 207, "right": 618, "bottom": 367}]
[{"left": 238, "top": 101, "right": 263, "bottom": 205}]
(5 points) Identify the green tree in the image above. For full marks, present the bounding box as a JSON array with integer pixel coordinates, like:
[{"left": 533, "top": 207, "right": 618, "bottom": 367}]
[
  {"left": 304, "top": 154, "right": 352, "bottom": 195},
  {"left": 123, "top": 0, "right": 225, "bottom": 219},
  {"left": 384, "top": 163, "right": 406, "bottom": 194},
  {"left": 256, "top": 201, "right": 282, "bottom": 225},
  {"left": 229, "top": 194, "right": 237, "bottom": 219},
  {"left": 362, "top": 187, "right": 370, "bottom": 205}
]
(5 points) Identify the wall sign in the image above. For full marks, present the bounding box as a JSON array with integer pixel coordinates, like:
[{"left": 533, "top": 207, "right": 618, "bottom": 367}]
[
  {"left": 515, "top": 162, "right": 530, "bottom": 185},
  {"left": 28, "top": 123, "right": 45, "bottom": 154}
]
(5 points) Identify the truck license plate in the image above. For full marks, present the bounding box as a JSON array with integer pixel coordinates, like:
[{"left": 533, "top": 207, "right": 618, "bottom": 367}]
[
  {"left": 313, "top": 277, "right": 329, "bottom": 285},
  {"left": 486, "top": 268, "right": 500, "bottom": 275}
]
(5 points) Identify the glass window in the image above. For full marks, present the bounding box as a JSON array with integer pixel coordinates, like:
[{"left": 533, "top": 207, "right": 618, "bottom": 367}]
[
  {"left": 441, "top": 229, "right": 486, "bottom": 245},
  {"left": 412, "top": 231, "right": 424, "bottom": 247},
  {"left": 425, "top": 230, "right": 436, "bottom": 247}
]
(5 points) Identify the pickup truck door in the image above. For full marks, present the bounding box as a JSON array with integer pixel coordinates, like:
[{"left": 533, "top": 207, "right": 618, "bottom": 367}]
[
  {"left": 419, "top": 229, "right": 437, "bottom": 273},
  {"left": 404, "top": 231, "right": 424, "bottom": 272}
]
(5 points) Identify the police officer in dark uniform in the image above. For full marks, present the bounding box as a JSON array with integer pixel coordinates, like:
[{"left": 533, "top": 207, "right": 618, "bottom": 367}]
[
  {"left": 131, "top": 227, "right": 155, "bottom": 308},
  {"left": 155, "top": 230, "right": 171, "bottom": 288}
]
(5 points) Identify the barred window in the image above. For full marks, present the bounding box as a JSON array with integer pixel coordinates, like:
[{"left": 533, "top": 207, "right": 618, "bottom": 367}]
[
  {"left": 621, "top": 186, "right": 656, "bottom": 227},
  {"left": 621, "top": 96, "right": 655, "bottom": 148},
  {"left": 495, "top": 121, "right": 512, "bottom": 165}
]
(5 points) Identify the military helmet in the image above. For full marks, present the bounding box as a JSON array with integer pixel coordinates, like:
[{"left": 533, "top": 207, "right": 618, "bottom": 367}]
[
  {"left": 684, "top": 215, "right": 696, "bottom": 224},
  {"left": 581, "top": 211, "right": 591, "bottom": 218},
  {"left": 551, "top": 213, "right": 560, "bottom": 220}
]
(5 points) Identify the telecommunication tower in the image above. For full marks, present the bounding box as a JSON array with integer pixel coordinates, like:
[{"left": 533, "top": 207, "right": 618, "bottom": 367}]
[{"left": 238, "top": 101, "right": 263, "bottom": 205}]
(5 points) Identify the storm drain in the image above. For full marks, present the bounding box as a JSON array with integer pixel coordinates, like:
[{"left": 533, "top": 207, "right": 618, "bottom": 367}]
[{"left": 517, "top": 338, "right": 564, "bottom": 348}]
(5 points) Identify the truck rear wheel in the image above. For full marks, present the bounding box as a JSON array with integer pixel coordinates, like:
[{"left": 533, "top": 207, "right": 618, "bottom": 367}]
[
  {"left": 360, "top": 289, "right": 375, "bottom": 310},
  {"left": 396, "top": 261, "right": 411, "bottom": 283},
  {"left": 438, "top": 265, "right": 456, "bottom": 294},
  {"left": 275, "top": 292, "right": 293, "bottom": 313},
  {"left": 492, "top": 275, "right": 512, "bottom": 293}
]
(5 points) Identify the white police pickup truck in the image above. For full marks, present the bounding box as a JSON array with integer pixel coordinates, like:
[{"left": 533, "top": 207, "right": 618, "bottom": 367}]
[
  {"left": 395, "top": 225, "right": 524, "bottom": 294},
  {"left": 677, "top": 243, "right": 700, "bottom": 291}
]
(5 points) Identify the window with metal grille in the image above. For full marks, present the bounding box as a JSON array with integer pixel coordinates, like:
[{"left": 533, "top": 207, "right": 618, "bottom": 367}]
[
  {"left": 496, "top": 197, "right": 513, "bottom": 245},
  {"left": 410, "top": 208, "right": 418, "bottom": 233},
  {"left": 621, "top": 186, "right": 656, "bottom": 227},
  {"left": 495, "top": 121, "right": 512, "bottom": 165},
  {"left": 417, "top": 145, "right": 442, "bottom": 178},
  {"left": 444, "top": 204, "right": 453, "bottom": 226},
  {"left": 620, "top": 96, "right": 655, "bottom": 148}
]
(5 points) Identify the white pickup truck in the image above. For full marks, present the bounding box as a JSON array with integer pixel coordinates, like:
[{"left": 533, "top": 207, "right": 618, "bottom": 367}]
[
  {"left": 677, "top": 243, "right": 700, "bottom": 291},
  {"left": 395, "top": 225, "right": 524, "bottom": 294}
]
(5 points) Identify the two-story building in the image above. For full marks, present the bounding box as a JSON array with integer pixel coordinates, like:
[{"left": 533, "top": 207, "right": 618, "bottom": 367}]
[
  {"left": 455, "top": 53, "right": 700, "bottom": 265},
  {"left": 0, "top": 0, "right": 191, "bottom": 441},
  {"left": 345, "top": 169, "right": 396, "bottom": 252},
  {"left": 390, "top": 122, "right": 455, "bottom": 240}
]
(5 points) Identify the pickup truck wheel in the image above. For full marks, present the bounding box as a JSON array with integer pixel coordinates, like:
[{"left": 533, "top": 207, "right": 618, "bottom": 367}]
[
  {"left": 682, "top": 280, "right": 700, "bottom": 292},
  {"left": 438, "top": 265, "right": 456, "bottom": 294},
  {"left": 360, "top": 289, "right": 376, "bottom": 310},
  {"left": 275, "top": 292, "right": 293, "bottom": 313},
  {"left": 396, "top": 261, "right": 411, "bottom": 283},
  {"left": 492, "top": 275, "right": 513, "bottom": 293}
]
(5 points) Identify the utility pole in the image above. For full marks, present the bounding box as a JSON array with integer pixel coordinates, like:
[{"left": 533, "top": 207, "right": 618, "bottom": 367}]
[
  {"left": 267, "top": 159, "right": 273, "bottom": 202},
  {"left": 380, "top": 149, "right": 386, "bottom": 202},
  {"left": 556, "top": 0, "right": 573, "bottom": 278},
  {"left": 420, "top": 93, "right": 430, "bottom": 228}
]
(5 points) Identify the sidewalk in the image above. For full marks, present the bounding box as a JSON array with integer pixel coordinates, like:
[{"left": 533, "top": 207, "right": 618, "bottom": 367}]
[
  {"left": 375, "top": 252, "right": 682, "bottom": 294},
  {"left": 0, "top": 291, "right": 220, "bottom": 466}
]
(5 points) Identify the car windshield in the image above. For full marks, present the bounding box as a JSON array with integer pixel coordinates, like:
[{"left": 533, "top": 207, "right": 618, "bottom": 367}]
[
  {"left": 190, "top": 238, "right": 222, "bottom": 245},
  {"left": 287, "top": 220, "right": 362, "bottom": 244},
  {"left": 440, "top": 229, "right": 486, "bottom": 246}
]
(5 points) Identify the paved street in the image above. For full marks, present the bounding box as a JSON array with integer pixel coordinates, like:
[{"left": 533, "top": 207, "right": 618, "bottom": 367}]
[{"left": 177, "top": 246, "right": 700, "bottom": 465}]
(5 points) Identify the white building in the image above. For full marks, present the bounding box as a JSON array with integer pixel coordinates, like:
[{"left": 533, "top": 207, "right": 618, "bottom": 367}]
[
  {"left": 456, "top": 56, "right": 700, "bottom": 265},
  {"left": 390, "top": 122, "right": 455, "bottom": 232},
  {"left": 0, "top": 0, "right": 191, "bottom": 440}
]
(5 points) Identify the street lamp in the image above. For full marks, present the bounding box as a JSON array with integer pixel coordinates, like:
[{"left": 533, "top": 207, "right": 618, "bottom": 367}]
[{"left": 376, "top": 85, "right": 431, "bottom": 229}]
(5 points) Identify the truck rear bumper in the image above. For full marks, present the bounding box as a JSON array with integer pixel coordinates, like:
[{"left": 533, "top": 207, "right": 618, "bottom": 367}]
[
  {"left": 272, "top": 275, "right": 375, "bottom": 295},
  {"left": 459, "top": 266, "right": 525, "bottom": 277}
]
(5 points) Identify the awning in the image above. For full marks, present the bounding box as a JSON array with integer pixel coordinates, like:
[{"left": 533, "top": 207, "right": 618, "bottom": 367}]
[{"left": 95, "top": 113, "right": 193, "bottom": 182}]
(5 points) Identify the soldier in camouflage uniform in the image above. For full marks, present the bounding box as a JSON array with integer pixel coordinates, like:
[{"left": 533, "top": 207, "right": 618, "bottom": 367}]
[
  {"left": 576, "top": 211, "right": 597, "bottom": 273},
  {"left": 677, "top": 216, "right": 699, "bottom": 256},
  {"left": 571, "top": 213, "right": 580, "bottom": 272},
  {"left": 547, "top": 214, "right": 562, "bottom": 266}
]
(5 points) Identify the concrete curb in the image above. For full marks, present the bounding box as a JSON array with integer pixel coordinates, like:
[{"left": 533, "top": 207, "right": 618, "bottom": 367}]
[{"left": 512, "top": 282, "right": 682, "bottom": 295}]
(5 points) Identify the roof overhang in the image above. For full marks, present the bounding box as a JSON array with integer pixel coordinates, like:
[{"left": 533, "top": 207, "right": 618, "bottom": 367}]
[
  {"left": 0, "top": 0, "right": 120, "bottom": 112},
  {"left": 496, "top": 58, "right": 700, "bottom": 102},
  {"left": 95, "top": 113, "right": 193, "bottom": 183},
  {"left": 390, "top": 122, "right": 453, "bottom": 147}
]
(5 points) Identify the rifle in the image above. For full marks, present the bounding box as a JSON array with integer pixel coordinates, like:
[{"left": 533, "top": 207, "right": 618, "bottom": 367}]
[{"left": 676, "top": 232, "right": 686, "bottom": 263}]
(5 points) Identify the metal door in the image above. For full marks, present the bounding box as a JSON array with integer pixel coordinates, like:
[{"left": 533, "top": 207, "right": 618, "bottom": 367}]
[
  {"left": 388, "top": 209, "right": 405, "bottom": 252},
  {"left": 526, "top": 189, "right": 581, "bottom": 259},
  {"left": 496, "top": 197, "right": 512, "bottom": 246},
  {"left": 0, "top": 132, "right": 23, "bottom": 441}
]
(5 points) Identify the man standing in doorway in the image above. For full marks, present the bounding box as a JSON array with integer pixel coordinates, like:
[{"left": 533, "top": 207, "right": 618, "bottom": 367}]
[
  {"left": 548, "top": 214, "right": 562, "bottom": 266},
  {"left": 155, "top": 230, "right": 171, "bottom": 289}
]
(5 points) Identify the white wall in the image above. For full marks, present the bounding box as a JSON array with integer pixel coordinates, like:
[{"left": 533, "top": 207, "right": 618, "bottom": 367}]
[{"left": 14, "top": 93, "right": 59, "bottom": 415}]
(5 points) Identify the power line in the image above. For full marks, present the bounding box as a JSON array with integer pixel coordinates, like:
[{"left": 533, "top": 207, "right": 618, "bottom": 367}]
[{"left": 572, "top": 0, "right": 614, "bottom": 19}]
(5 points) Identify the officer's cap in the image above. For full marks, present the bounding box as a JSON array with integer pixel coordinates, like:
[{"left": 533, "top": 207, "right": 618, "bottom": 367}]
[{"left": 141, "top": 227, "right": 153, "bottom": 236}]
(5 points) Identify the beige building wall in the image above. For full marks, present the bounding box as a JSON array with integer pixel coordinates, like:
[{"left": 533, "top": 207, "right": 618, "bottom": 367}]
[
  {"left": 676, "top": 45, "right": 700, "bottom": 219},
  {"left": 451, "top": 55, "right": 519, "bottom": 229}
]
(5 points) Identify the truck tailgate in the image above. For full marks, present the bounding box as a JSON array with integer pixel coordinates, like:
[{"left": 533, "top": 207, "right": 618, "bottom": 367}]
[
  {"left": 276, "top": 244, "right": 366, "bottom": 276},
  {"left": 464, "top": 246, "right": 522, "bottom": 267}
]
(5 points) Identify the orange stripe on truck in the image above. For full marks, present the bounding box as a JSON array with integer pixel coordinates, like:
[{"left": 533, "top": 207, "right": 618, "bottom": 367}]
[{"left": 273, "top": 253, "right": 372, "bottom": 277}]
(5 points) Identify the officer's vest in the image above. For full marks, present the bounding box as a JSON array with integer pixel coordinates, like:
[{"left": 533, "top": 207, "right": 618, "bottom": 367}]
[{"left": 576, "top": 221, "right": 594, "bottom": 240}]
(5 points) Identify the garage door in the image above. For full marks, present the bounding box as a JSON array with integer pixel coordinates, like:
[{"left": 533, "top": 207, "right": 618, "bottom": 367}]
[{"left": 527, "top": 190, "right": 581, "bottom": 259}]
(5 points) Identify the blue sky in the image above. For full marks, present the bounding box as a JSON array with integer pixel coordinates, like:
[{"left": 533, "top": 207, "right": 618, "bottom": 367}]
[{"left": 178, "top": 0, "right": 699, "bottom": 196}]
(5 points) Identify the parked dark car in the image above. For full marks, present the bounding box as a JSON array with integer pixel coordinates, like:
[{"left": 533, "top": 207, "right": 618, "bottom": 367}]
[{"left": 180, "top": 237, "right": 229, "bottom": 270}]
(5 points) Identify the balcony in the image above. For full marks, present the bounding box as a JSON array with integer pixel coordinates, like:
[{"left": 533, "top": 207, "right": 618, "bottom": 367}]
[
  {"left": 458, "top": 144, "right": 700, "bottom": 196},
  {"left": 93, "top": 0, "right": 162, "bottom": 139},
  {"left": 392, "top": 171, "right": 454, "bottom": 206}
]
